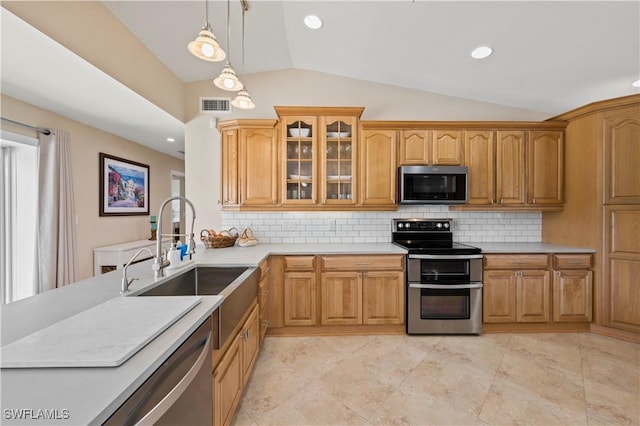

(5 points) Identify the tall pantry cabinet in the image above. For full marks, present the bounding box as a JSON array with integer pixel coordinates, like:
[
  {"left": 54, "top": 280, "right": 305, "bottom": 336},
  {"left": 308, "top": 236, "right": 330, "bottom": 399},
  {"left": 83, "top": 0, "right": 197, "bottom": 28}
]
[{"left": 542, "top": 94, "right": 640, "bottom": 341}]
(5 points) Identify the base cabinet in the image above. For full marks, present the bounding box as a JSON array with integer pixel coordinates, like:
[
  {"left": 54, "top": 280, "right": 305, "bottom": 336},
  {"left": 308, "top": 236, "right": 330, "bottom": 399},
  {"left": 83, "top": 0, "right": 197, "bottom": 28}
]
[
  {"left": 483, "top": 254, "right": 592, "bottom": 329},
  {"left": 283, "top": 256, "right": 317, "bottom": 326},
  {"left": 483, "top": 269, "right": 549, "bottom": 323},
  {"left": 258, "top": 259, "right": 272, "bottom": 342},
  {"left": 213, "top": 303, "right": 260, "bottom": 426},
  {"left": 320, "top": 255, "right": 405, "bottom": 325}
]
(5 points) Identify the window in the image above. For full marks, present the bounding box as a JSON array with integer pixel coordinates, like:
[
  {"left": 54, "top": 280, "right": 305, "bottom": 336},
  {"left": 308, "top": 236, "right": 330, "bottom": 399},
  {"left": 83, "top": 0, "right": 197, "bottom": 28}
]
[{"left": 1, "top": 132, "right": 38, "bottom": 303}]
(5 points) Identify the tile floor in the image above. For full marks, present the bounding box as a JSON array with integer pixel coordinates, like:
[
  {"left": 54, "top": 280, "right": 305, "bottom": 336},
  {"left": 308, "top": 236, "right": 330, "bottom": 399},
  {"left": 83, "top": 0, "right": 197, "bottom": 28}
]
[{"left": 232, "top": 333, "right": 639, "bottom": 425}]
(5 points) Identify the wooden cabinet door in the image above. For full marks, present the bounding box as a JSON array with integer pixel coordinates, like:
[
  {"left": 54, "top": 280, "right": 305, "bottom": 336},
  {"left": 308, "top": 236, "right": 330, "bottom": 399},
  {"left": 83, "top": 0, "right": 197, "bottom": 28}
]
[
  {"left": 432, "top": 130, "right": 463, "bottom": 165},
  {"left": 214, "top": 333, "right": 243, "bottom": 426},
  {"left": 496, "top": 130, "right": 526, "bottom": 205},
  {"left": 321, "top": 272, "right": 362, "bottom": 325},
  {"left": 321, "top": 116, "right": 357, "bottom": 206},
  {"left": 483, "top": 270, "right": 517, "bottom": 322},
  {"left": 516, "top": 270, "right": 550, "bottom": 322},
  {"left": 399, "top": 130, "right": 430, "bottom": 165},
  {"left": 221, "top": 129, "right": 239, "bottom": 207},
  {"left": 241, "top": 305, "right": 260, "bottom": 385},
  {"left": 604, "top": 106, "right": 640, "bottom": 204},
  {"left": 359, "top": 130, "right": 397, "bottom": 205},
  {"left": 362, "top": 271, "right": 405, "bottom": 324},
  {"left": 553, "top": 270, "right": 592, "bottom": 322},
  {"left": 239, "top": 128, "right": 278, "bottom": 206},
  {"left": 528, "top": 130, "right": 563, "bottom": 205},
  {"left": 282, "top": 116, "right": 317, "bottom": 206},
  {"left": 605, "top": 205, "right": 640, "bottom": 332},
  {"left": 464, "top": 130, "right": 495, "bottom": 205},
  {"left": 283, "top": 271, "right": 317, "bottom": 326}
]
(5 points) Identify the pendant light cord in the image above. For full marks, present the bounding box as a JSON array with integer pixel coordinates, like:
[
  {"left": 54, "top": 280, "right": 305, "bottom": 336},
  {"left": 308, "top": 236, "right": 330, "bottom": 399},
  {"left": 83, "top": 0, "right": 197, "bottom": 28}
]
[
  {"left": 205, "top": 0, "right": 209, "bottom": 25},
  {"left": 226, "top": 0, "right": 231, "bottom": 55},
  {"left": 241, "top": 4, "right": 245, "bottom": 72}
]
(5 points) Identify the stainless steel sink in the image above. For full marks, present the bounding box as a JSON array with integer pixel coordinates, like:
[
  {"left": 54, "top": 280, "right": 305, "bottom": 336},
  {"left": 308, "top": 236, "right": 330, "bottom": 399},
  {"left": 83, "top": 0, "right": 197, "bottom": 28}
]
[{"left": 138, "top": 266, "right": 259, "bottom": 349}]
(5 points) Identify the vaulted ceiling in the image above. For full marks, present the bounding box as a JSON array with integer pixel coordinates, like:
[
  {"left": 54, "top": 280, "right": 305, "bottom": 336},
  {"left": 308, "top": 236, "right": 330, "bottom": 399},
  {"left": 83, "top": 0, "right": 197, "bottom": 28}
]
[{"left": 2, "top": 1, "right": 639, "bottom": 158}]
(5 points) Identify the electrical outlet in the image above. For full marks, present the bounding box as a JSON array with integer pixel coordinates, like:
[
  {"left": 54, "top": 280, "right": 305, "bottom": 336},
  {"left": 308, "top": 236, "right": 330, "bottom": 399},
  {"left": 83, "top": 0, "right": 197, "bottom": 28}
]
[{"left": 327, "top": 219, "right": 336, "bottom": 231}]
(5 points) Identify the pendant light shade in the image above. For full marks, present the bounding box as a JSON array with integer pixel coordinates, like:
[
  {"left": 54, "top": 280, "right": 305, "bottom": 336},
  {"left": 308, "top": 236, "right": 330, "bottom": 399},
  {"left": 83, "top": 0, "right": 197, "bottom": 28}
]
[
  {"left": 187, "top": 24, "right": 226, "bottom": 62},
  {"left": 231, "top": 88, "right": 255, "bottom": 109},
  {"left": 214, "top": 62, "right": 244, "bottom": 91},
  {"left": 187, "top": 1, "right": 226, "bottom": 62}
]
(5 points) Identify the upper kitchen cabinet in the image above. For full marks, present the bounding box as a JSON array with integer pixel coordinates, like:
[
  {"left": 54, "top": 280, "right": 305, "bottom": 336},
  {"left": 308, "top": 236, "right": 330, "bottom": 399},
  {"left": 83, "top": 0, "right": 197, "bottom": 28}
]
[
  {"left": 218, "top": 120, "right": 279, "bottom": 209},
  {"left": 397, "top": 129, "right": 463, "bottom": 165},
  {"left": 359, "top": 129, "right": 398, "bottom": 207},
  {"left": 460, "top": 124, "right": 566, "bottom": 210},
  {"left": 321, "top": 116, "right": 358, "bottom": 206},
  {"left": 603, "top": 107, "right": 640, "bottom": 204},
  {"left": 280, "top": 115, "right": 318, "bottom": 206},
  {"left": 275, "top": 106, "right": 364, "bottom": 210},
  {"left": 528, "top": 130, "right": 564, "bottom": 205}
]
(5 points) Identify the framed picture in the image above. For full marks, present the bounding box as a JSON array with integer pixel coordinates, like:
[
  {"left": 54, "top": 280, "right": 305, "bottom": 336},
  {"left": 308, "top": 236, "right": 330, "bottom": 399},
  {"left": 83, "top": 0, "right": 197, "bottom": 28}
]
[{"left": 99, "top": 153, "right": 150, "bottom": 216}]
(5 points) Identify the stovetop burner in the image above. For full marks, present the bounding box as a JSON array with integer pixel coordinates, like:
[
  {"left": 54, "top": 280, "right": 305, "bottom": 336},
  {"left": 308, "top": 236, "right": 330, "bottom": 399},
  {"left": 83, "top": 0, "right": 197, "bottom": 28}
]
[{"left": 391, "top": 218, "right": 481, "bottom": 255}]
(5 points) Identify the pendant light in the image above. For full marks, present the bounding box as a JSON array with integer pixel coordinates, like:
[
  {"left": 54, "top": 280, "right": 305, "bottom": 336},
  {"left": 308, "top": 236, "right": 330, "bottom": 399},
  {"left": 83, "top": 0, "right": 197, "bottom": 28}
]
[
  {"left": 232, "top": 3, "right": 255, "bottom": 109},
  {"left": 214, "top": 0, "right": 243, "bottom": 91},
  {"left": 187, "top": 0, "right": 226, "bottom": 62}
]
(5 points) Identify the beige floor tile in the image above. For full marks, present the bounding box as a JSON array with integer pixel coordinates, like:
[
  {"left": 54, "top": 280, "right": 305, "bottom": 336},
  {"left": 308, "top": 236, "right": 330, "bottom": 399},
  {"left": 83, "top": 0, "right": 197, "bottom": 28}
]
[
  {"left": 233, "top": 333, "right": 640, "bottom": 426},
  {"left": 259, "top": 385, "right": 367, "bottom": 426},
  {"left": 584, "top": 379, "right": 640, "bottom": 425}
]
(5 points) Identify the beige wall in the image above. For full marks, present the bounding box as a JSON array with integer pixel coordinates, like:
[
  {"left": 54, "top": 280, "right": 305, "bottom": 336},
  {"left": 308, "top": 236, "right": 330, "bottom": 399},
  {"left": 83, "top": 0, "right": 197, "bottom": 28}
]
[
  {"left": 1, "top": 95, "right": 184, "bottom": 280},
  {"left": 184, "top": 68, "right": 550, "bottom": 233},
  {"left": 2, "top": 1, "right": 185, "bottom": 122}
]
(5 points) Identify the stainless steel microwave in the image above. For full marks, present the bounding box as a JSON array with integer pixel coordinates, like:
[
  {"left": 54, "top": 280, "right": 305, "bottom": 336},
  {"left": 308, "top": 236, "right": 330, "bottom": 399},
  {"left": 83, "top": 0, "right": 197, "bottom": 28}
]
[{"left": 398, "top": 165, "right": 468, "bottom": 204}]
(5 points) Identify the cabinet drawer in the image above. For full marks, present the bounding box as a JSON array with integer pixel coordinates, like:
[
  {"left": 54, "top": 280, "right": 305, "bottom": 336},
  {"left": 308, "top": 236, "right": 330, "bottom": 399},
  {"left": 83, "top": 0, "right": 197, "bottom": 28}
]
[
  {"left": 284, "top": 256, "right": 316, "bottom": 271},
  {"left": 322, "top": 255, "right": 404, "bottom": 271},
  {"left": 484, "top": 254, "right": 549, "bottom": 269},
  {"left": 553, "top": 254, "right": 592, "bottom": 269}
]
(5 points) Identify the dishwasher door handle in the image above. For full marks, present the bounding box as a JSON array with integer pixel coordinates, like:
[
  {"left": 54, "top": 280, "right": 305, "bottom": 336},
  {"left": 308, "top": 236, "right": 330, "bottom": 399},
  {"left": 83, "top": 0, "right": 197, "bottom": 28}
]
[{"left": 135, "top": 331, "right": 212, "bottom": 426}]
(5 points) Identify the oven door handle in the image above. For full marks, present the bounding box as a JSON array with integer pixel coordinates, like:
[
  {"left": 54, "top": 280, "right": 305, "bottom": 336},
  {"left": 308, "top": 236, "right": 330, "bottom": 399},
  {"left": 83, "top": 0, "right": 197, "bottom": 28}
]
[
  {"left": 408, "top": 254, "right": 483, "bottom": 260},
  {"left": 409, "top": 282, "right": 483, "bottom": 290}
]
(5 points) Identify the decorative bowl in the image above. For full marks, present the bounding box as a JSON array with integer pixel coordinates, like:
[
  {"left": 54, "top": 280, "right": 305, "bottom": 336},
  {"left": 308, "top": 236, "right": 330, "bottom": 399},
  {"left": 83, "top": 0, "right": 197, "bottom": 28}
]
[
  {"left": 327, "top": 131, "right": 351, "bottom": 138},
  {"left": 289, "top": 128, "right": 311, "bottom": 137}
]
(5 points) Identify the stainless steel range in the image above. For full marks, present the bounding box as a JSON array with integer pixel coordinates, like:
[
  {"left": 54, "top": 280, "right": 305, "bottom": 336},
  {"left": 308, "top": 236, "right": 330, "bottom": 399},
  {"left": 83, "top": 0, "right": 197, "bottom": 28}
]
[{"left": 392, "top": 218, "right": 483, "bottom": 335}]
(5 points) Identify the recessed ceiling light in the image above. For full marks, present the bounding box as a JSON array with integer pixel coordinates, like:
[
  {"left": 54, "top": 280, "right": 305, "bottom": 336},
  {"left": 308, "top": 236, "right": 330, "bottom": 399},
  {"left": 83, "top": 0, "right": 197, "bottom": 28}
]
[
  {"left": 471, "top": 46, "right": 493, "bottom": 59},
  {"left": 166, "top": 137, "right": 175, "bottom": 143},
  {"left": 633, "top": 79, "right": 640, "bottom": 88},
  {"left": 304, "top": 15, "right": 323, "bottom": 30}
]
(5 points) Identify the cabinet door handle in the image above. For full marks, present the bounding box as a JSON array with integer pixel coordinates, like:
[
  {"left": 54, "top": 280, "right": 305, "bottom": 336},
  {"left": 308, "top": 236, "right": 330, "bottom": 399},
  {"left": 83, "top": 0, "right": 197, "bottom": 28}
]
[{"left": 355, "top": 262, "right": 372, "bottom": 265}]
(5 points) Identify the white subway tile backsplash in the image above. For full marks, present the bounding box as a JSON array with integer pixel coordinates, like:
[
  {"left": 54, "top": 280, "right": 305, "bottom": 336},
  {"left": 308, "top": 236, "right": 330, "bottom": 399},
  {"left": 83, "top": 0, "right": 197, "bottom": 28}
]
[{"left": 221, "top": 206, "right": 541, "bottom": 244}]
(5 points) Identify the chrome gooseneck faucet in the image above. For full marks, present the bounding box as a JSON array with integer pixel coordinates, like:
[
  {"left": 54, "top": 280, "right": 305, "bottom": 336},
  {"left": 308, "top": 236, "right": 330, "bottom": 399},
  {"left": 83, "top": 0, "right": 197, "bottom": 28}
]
[{"left": 153, "top": 196, "right": 197, "bottom": 278}]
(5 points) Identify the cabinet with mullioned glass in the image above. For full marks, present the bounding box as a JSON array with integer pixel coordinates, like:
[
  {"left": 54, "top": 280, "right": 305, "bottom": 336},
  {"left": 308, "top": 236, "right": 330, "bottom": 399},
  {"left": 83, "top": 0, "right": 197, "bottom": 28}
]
[
  {"left": 321, "top": 116, "right": 357, "bottom": 206},
  {"left": 281, "top": 115, "right": 317, "bottom": 206}
]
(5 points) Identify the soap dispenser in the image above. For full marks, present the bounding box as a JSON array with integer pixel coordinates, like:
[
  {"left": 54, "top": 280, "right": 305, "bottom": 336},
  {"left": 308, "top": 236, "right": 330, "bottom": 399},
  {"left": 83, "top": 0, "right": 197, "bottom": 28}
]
[{"left": 166, "top": 244, "right": 181, "bottom": 269}]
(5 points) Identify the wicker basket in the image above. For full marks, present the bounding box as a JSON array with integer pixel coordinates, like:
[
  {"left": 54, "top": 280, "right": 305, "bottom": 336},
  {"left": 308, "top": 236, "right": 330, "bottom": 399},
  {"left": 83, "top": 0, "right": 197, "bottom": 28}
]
[{"left": 200, "top": 228, "right": 238, "bottom": 248}]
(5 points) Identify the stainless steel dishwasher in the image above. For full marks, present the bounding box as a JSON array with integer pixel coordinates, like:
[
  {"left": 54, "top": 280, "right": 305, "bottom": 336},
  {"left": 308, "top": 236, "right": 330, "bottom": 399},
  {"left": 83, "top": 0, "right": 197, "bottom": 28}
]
[{"left": 104, "top": 311, "right": 217, "bottom": 425}]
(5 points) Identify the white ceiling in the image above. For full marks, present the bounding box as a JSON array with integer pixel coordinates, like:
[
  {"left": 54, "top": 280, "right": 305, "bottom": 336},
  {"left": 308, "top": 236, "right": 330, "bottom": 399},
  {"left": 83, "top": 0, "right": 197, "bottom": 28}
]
[{"left": 2, "top": 1, "right": 639, "bottom": 158}]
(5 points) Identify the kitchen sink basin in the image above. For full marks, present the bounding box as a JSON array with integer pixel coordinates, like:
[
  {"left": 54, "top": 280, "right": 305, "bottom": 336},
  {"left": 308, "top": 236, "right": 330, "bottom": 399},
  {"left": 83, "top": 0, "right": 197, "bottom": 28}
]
[
  {"left": 137, "top": 266, "right": 260, "bottom": 349},
  {"left": 138, "top": 267, "right": 251, "bottom": 297}
]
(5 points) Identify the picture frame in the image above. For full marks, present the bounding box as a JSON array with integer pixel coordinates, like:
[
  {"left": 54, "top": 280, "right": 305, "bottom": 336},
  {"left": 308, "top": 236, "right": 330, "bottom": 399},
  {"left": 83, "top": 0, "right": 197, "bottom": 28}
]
[{"left": 99, "top": 153, "right": 150, "bottom": 216}]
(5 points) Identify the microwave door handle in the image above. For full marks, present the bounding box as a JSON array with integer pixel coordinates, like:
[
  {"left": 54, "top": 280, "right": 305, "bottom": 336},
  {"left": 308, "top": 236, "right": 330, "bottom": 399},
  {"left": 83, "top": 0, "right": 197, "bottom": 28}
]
[
  {"left": 409, "top": 283, "right": 483, "bottom": 290},
  {"left": 408, "top": 254, "right": 483, "bottom": 260}
]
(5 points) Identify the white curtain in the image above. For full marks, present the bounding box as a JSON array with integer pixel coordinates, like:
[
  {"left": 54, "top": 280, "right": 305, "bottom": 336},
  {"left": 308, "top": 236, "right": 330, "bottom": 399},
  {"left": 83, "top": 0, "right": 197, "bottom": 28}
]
[{"left": 34, "top": 129, "right": 77, "bottom": 292}]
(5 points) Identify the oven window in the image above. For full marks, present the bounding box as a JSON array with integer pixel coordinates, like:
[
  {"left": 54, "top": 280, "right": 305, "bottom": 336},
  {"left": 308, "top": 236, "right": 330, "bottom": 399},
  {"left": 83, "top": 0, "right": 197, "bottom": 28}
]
[{"left": 420, "top": 288, "right": 470, "bottom": 319}]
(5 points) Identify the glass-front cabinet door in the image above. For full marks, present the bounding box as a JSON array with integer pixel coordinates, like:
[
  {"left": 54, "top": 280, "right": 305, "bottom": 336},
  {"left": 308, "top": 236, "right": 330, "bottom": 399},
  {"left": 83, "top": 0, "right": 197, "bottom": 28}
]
[
  {"left": 321, "top": 117, "right": 357, "bottom": 205},
  {"left": 282, "top": 116, "right": 317, "bottom": 205}
]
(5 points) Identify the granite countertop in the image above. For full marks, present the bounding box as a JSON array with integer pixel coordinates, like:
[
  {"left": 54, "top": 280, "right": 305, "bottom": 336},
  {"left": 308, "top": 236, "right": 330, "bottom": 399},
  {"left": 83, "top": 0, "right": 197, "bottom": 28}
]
[{"left": 0, "top": 240, "right": 594, "bottom": 424}]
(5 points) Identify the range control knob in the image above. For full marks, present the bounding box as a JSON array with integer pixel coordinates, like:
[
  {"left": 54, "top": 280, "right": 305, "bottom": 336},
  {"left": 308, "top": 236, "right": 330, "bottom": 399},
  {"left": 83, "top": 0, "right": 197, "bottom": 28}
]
[
  {"left": 436, "top": 223, "right": 443, "bottom": 229},
  {"left": 404, "top": 222, "right": 411, "bottom": 228},
  {"left": 443, "top": 222, "right": 450, "bottom": 229}
]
